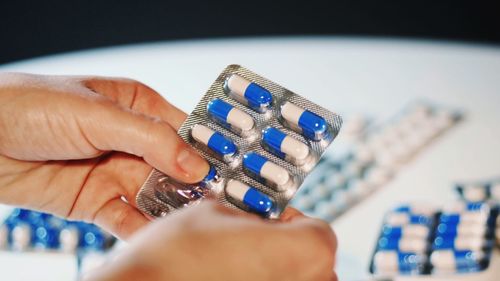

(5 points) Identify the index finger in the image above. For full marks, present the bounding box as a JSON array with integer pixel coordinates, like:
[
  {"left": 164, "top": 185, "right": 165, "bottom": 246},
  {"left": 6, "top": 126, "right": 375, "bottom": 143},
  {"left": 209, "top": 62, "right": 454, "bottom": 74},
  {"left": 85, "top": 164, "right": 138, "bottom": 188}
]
[{"left": 82, "top": 77, "right": 187, "bottom": 130}]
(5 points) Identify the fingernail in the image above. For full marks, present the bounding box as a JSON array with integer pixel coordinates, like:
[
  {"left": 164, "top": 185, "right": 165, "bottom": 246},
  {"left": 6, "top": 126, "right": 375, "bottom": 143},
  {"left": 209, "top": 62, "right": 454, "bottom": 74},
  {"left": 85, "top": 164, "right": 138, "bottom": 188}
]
[{"left": 177, "top": 147, "right": 209, "bottom": 181}]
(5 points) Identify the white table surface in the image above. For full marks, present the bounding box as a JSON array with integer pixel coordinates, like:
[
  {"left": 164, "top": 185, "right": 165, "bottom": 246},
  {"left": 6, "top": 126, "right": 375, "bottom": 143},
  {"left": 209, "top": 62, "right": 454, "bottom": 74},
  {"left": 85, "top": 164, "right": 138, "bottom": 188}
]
[{"left": 1, "top": 37, "right": 499, "bottom": 281}]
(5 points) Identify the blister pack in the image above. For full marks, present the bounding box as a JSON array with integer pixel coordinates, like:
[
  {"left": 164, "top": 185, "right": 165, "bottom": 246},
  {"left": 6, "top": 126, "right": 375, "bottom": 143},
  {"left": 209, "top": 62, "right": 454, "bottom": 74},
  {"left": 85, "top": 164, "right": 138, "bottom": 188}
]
[
  {"left": 370, "top": 200, "right": 499, "bottom": 276},
  {"left": 136, "top": 65, "right": 342, "bottom": 218},
  {"left": 292, "top": 102, "right": 463, "bottom": 221},
  {"left": 0, "top": 208, "right": 115, "bottom": 253}
]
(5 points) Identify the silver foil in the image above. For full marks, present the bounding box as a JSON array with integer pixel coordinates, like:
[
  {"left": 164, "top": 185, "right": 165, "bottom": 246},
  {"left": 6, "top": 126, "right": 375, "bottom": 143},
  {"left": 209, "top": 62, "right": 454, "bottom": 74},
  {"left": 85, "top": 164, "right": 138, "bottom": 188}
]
[{"left": 136, "top": 64, "right": 342, "bottom": 219}]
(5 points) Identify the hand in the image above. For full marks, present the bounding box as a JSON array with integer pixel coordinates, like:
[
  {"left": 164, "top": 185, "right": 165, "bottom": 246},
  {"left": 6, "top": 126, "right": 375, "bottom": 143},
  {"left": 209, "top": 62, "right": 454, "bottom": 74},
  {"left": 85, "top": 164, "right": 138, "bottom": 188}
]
[
  {"left": 85, "top": 201, "right": 338, "bottom": 281},
  {"left": 0, "top": 72, "right": 209, "bottom": 239}
]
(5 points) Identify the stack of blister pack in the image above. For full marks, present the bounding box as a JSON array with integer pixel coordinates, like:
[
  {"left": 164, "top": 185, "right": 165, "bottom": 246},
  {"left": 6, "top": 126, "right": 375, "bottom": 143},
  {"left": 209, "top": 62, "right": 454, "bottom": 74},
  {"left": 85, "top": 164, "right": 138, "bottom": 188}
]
[
  {"left": 0, "top": 208, "right": 116, "bottom": 276},
  {"left": 370, "top": 179, "right": 499, "bottom": 276}
]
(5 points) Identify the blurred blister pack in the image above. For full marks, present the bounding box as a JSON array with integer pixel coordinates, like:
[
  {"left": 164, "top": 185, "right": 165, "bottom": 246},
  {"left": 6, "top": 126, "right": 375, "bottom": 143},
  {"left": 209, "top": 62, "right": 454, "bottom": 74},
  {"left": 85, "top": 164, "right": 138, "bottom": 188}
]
[{"left": 136, "top": 64, "right": 342, "bottom": 219}]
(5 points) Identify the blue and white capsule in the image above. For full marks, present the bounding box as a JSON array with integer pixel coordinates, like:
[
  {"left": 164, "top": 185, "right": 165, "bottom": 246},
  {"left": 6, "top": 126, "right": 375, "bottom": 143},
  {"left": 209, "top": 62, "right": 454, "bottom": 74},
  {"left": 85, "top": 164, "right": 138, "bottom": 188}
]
[
  {"left": 191, "top": 124, "right": 237, "bottom": 160},
  {"left": 430, "top": 250, "right": 484, "bottom": 272},
  {"left": 226, "top": 180, "right": 274, "bottom": 215},
  {"left": 262, "top": 127, "right": 310, "bottom": 165},
  {"left": 243, "top": 152, "right": 292, "bottom": 190},
  {"left": 381, "top": 224, "right": 430, "bottom": 238},
  {"left": 436, "top": 222, "right": 487, "bottom": 237},
  {"left": 433, "top": 236, "right": 486, "bottom": 251},
  {"left": 207, "top": 99, "right": 255, "bottom": 136},
  {"left": 393, "top": 203, "right": 436, "bottom": 216},
  {"left": 280, "top": 101, "right": 329, "bottom": 141},
  {"left": 378, "top": 236, "right": 428, "bottom": 253},
  {"left": 439, "top": 212, "right": 488, "bottom": 225},
  {"left": 385, "top": 212, "right": 432, "bottom": 226},
  {"left": 225, "top": 74, "right": 273, "bottom": 113},
  {"left": 442, "top": 202, "right": 490, "bottom": 214},
  {"left": 373, "top": 250, "right": 425, "bottom": 274}
]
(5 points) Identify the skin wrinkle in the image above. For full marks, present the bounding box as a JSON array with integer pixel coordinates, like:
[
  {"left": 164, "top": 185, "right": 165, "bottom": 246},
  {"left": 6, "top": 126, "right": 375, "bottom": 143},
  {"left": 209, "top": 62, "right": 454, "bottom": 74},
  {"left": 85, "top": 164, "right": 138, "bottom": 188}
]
[
  {"left": 74, "top": 113, "right": 104, "bottom": 158},
  {"left": 32, "top": 161, "right": 69, "bottom": 211},
  {"left": 66, "top": 156, "right": 107, "bottom": 220}
]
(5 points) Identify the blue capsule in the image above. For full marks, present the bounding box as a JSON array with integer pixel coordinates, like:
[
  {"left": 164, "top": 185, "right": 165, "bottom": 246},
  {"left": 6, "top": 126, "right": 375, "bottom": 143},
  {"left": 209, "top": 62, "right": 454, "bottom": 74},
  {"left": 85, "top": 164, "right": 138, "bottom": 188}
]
[
  {"left": 382, "top": 224, "right": 430, "bottom": 239},
  {"left": 439, "top": 212, "right": 487, "bottom": 225},
  {"left": 280, "top": 102, "right": 328, "bottom": 141},
  {"left": 199, "top": 166, "right": 218, "bottom": 191},
  {"left": 207, "top": 99, "right": 255, "bottom": 135},
  {"left": 243, "top": 152, "right": 291, "bottom": 189},
  {"left": 33, "top": 224, "right": 60, "bottom": 249},
  {"left": 203, "top": 166, "right": 217, "bottom": 182},
  {"left": 435, "top": 222, "right": 487, "bottom": 237},
  {"left": 79, "top": 223, "right": 106, "bottom": 250},
  {"left": 262, "top": 127, "right": 310, "bottom": 164},
  {"left": 432, "top": 236, "right": 486, "bottom": 251},
  {"left": 377, "top": 236, "right": 427, "bottom": 253},
  {"left": 225, "top": 74, "right": 273, "bottom": 112},
  {"left": 373, "top": 250, "right": 424, "bottom": 274},
  {"left": 430, "top": 249, "right": 484, "bottom": 272},
  {"left": 226, "top": 180, "right": 274, "bottom": 215},
  {"left": 385, "top": 212, "right": 433, "bottom": 226},
  {"left": 191, "top": 124, "right": 237, "bottom": 159}
]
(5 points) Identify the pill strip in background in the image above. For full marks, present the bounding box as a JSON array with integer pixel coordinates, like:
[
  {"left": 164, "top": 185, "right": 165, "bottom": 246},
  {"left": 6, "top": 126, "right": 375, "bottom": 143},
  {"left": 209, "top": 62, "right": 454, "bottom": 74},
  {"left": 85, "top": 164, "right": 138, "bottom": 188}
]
[
  {"left": 0, "top": 209, "right": 115, "bottom": 253},
  {"left": 136, "top": 65, "right": 342, "bottom": 218},
  {"left": 370, "top": 181, "right": 499, "bottom": 276},
  {"left": 291, "top": 102, "right": 463, "bottom": 221},
  {"left": 0, "top": 208, "right": 116, "bottom": 275}
]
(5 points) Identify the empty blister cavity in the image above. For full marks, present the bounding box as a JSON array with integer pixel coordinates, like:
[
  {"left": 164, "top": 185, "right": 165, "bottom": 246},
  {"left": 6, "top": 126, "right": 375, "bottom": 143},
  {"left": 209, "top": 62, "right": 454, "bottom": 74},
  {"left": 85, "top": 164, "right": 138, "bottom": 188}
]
[
  {"left": 225, "top": 180, "right": 275, "bottom": 216},
  {"left": 191, "top": 124, "right": 237, "bottom": 162},
  {"left": 261, "top": 127, "right": 314, "bottom": 166},
  {"left": 153, "top": 167, "right": 221, "bottom": 209},
  {"left": 155, "top": 178, "right": 204, "bottom": 208},
  {"left": 207, "top": 98, "right": 255, "bottom": 137},
  {"left": 224, "top": 74, "right": 273, "bottom": 113},
  {"left": 243, "top": 152, "right": 294, "bottom": 191},
  {"left": 280, "top": 101, "right": 330, "bottom": 141}
]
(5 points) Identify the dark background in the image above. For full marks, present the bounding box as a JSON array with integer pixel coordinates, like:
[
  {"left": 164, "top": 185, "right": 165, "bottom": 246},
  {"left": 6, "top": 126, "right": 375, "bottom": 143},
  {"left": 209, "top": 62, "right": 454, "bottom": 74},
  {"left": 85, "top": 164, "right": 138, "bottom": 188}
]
[{"left": 1, "top": 1, "right": 499, "bottom": 65}]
